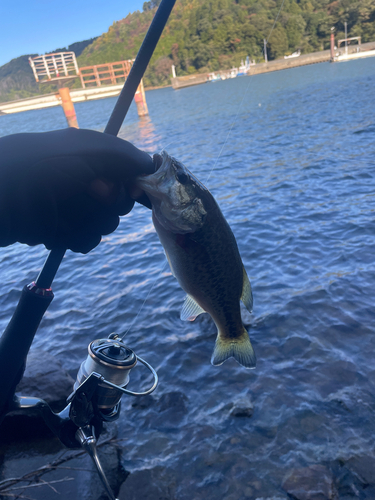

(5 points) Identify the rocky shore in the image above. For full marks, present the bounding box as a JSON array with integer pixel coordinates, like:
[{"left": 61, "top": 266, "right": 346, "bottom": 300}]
[
  {"left": 1, "top": 349, "right": 374, "bottom": 500},
  {"left": 0, "top": 349, "right": 126, "bottom": 500}
]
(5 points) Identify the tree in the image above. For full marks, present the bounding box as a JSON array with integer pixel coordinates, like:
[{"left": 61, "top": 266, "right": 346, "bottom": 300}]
[
  {"left": 268, "top": 26, "right": 289, "bottom": 58},
  {"left": 143, "top": 0, "right": 161, "bottom": 12}
]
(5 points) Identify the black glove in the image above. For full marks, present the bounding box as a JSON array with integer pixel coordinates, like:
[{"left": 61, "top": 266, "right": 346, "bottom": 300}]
[{"left": 0, "top": 128, "right": 154, "bottom": 253}]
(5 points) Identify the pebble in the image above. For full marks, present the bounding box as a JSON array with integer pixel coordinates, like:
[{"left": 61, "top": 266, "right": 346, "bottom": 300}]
[{"left": 229, "top": 396, "right": 254, "bottom": 417}]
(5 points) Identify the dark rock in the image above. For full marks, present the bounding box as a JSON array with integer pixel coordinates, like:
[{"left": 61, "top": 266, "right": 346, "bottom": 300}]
[
  {"left": 15, "top": 348, "right": 75, "bottom": 410},
  {"left": 345, "top": 455, "right": 375, "bottom": 486},
  {"left": 282, "top": 464, "right": 337, "bottom": 500},
  {"left": 144, "top": 391, "right": 189, "bottom": 429},
  {"left": 157, "top": 391, "right": 188, "bottom": 413},
  {"left": 96, "top": 441, "right": 129, "bottom": 500},
  {"left": 229, "top": 406, "right": 253, "bottom": 417},
  {"left": 229, "top": 396, "right": 254, "bottom": 418},
  {"left": 364, "top": 486, "right": 375, "bottom": 499},
  {"left": 0, "top": 427, "right": 127, "bottom": 500},
  {"left": 132, "top": 395, "right": 156, "bottom": 410},
  {"left": 331, "top": 461, "right": 361, "bottom": 499},
  {"left": 118, "top": 466, "right": 176, "bottom": 500},
  {"left": 317, "top": 361, "right": 357, "bottom": 398},
  {"left": 1, "top": 349, "right": 76, "bottom": 440}
]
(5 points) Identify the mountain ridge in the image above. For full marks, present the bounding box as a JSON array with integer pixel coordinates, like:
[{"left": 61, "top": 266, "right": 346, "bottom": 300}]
[{"left": 1, "top": 0, "right": 374, "bottom": 102}]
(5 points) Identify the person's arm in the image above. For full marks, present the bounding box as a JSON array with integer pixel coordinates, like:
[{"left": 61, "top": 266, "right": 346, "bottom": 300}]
[
  {"left": 0, "top": 128, "right": 154, "bottom": 253},
  {"left": 0, "top": 128, "right": 156, "bottom": 419}
]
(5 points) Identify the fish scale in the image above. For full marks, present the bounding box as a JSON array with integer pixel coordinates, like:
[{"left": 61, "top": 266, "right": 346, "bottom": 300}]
[{"left": 136, "top": 151, "right": 256, "bottom": 369}]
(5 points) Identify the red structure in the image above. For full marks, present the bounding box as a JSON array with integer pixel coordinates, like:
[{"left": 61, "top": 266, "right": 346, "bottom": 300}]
[
  {"left": 28, "top": 56, "right": 148, "bottom": 121},
  {"left": 330, "top": 33, "right": 335, "bottom": 60},
  {"left": 79, "top": 60, "right": 133, "bottom": 88},
  {"left": 58, "top": 87, "right": 79, "bottom": 128},
  {"left": 79, "top": 59, "right": 149, "bottom": 117},
  {"left": 134, "top": 80, "right": 148, "bottom": 117},
  {"left": 29, "top": 52, "right": 79, "bottom": 128}
]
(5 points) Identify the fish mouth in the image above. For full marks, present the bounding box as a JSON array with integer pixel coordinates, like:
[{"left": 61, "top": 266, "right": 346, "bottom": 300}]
[
  {"left": 136, "top": 151, "right": 175, "bottom": 194},
  {"left": 136, "top": 150, "right": 207, "bottom": 233},
  {"left": 153, "top": 151, "right": 191, "bottom": 186},
  {"left": 137, "top": 151, "right": 171, "bottom": 181},
  {"left": 152, "top": 150, "right": 174, "bottom": 176},
  {"left": 153, "top": 152, "right": 164, "bottom": 172}
]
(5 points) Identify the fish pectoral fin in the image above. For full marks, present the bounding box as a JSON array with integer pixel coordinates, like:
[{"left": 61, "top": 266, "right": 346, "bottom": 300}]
[
  {"left": 180, "top": 295, "right": 206, "bottom": 321},
  {"left": 211, "top": 328, "right": 256, "bottom": 369},
  {"left": 241, "top": 266, "right": 253, "bottom": 313}
]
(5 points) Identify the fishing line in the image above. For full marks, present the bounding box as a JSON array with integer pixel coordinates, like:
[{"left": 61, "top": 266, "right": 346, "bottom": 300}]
[
  {"left": 122, "top": 261, "right": 168, "bottom": 338},
  {"left": 266, "top": 0, "right": 287, "bottom": 44},
  {"left": 128, "top": 0, "right": 288, "bottom": 332}
]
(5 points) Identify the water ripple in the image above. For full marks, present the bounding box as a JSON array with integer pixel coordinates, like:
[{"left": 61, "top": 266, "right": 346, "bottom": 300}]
[{"left": 1, "top": 57, "right": 375, "bottom": 497}]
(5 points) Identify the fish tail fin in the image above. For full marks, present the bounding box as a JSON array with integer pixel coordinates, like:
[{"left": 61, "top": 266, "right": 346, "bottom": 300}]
[{"left": 211, "top": 328, "right": 256, "bottom": 369}]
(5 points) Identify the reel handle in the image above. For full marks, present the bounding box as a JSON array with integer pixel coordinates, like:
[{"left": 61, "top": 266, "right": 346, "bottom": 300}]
[
  {"left": 76, "top": 425, "right": 118, "bottom": 500},
  {"left": 98, "top": 355, "right": 158, "bottom": 397}
]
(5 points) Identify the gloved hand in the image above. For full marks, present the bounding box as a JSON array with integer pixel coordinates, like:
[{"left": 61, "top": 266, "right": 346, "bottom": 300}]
[{"left": 0, "top": 128, "right": 154, "bottom": 253}]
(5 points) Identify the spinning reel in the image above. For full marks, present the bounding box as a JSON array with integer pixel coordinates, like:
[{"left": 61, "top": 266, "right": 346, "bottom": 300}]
[{"left": 10, "top": 332, "right": 158, "bottom": 500}]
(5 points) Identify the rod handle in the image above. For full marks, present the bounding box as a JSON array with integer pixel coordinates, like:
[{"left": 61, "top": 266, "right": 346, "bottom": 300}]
[{"left": 0, "top": 283, "right": 53, "bottom": 417}]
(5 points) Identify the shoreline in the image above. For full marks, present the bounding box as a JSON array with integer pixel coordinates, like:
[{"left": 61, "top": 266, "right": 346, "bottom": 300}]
[
  {"left": 1, "top": 41, "right": 375, "bottom": 115},
  {"left": 172, "top": 40, "right": 375, "bottom": 89}
]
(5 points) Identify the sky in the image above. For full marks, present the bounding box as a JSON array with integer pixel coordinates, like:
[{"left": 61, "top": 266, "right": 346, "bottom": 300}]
[{"left": 0, "top": 0, "right": 145, "bottom": 67}]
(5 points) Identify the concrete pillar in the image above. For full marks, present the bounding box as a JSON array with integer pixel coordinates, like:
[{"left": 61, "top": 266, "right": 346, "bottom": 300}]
[
  {"left": 58, "top": 87, "right": 79, "bottom": 128},
  {"left": 264, "top": 39, "right": 268, "bottom": 63},
  {"left": 330, "top": 33, "right": 335, "bottom": 61},
  {"left": 345, "top": 22, "right": 348, "bottom": 55},
  {"left": 134, "top": 79, "right": 148, "bottom": 117}
]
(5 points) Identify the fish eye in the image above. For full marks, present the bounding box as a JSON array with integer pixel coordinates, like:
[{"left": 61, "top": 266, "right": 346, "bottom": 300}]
[{"left": 176, "top": 170, "right": 188, "bottom": 184}]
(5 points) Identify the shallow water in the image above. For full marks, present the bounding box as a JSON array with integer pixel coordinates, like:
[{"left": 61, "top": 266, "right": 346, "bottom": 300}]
[{"left": 1, "top": 58, "right": 375, "bottom": 498}]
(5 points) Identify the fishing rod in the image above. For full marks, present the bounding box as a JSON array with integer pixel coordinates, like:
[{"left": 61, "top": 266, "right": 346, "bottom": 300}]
[
  {"left": 0, "top": 1, "right": 175, "bottom": 497},
  {"left": 40, "top": 0, "right": 177, "bottom": 289}
]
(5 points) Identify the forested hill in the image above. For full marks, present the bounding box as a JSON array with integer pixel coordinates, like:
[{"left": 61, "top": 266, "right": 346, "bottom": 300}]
[
  {"left": 0, "top": 38, "right": 97, "bottom": 103},
  {"left": 77, "top": 0, "right": 375, "bottom": 87},
  {"left": 1, "top": 0, "right": 374, "bottom": 102}
]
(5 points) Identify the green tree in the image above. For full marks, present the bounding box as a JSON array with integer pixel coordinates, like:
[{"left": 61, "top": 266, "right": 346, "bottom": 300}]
[
  {"left": 268, "top": 26, "right": 289, "bottom": 58},
  {"left": 286, "top": 15, "right": 306, "bottom": 49}
]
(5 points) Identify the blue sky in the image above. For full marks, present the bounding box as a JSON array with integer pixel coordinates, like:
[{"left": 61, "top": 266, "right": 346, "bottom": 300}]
[{"left": 0, "top": 0, "right": 145, "bottom": 67}]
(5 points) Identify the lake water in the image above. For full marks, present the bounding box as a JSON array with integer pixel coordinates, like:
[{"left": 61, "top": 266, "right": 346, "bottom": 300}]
[{"left": 1, "top": 58, "right": 375, "bottom": 499}]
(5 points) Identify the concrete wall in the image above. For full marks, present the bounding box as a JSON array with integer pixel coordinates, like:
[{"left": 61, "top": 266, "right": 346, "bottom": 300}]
[
  {"left": 0, "top": 84, "right": 124, "bottom": 115},
  {"left": 250, "top": 41, "right": 375, "bottom": 76},
  {"left": 171, "top": 74, "right": 208, "bottom": 89}
]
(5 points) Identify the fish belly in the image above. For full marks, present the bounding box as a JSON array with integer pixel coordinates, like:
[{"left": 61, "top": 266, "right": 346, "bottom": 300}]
[{"left": 153, "top": 212, "right": 256, "bottom": 368}]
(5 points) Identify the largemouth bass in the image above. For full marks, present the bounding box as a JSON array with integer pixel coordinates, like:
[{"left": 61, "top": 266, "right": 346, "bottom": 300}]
[{"left": 136, "top": 151, "right": 256, "bottom": 369}]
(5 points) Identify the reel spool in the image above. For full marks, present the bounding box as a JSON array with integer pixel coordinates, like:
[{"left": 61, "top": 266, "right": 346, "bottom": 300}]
[
  {"left": 74, "top": 333, "right": 158, "bottom": 411},
  {"left": 74, "top": 334, "right": 137, "bottom": 409}
]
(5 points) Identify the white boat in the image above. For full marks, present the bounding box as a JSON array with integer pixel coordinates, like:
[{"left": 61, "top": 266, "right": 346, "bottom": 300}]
[
  {"left": 284, "top": 50, "right": 301, "bottom": 59},
  {"left": 208, "top": 72, "right": 221, "bottom": 82}
]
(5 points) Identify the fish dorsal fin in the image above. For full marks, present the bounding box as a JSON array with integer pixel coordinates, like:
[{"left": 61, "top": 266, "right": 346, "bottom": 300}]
[
  {"left": 241, "top": 266, "right": 253, "bottom": 313},
  {"left": 180, "top": 295, "right": 206, "bottom": 321}
]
